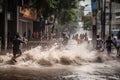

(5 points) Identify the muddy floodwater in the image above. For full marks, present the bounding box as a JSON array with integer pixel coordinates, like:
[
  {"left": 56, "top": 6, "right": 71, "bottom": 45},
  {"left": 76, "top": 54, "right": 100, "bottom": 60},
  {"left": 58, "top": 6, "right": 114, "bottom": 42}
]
[
  {"left": 1, "top": 60, "right": 120, "bottom": 80},
  {"left": 0, "top": 38, "right": 120, "bottom": 80}
]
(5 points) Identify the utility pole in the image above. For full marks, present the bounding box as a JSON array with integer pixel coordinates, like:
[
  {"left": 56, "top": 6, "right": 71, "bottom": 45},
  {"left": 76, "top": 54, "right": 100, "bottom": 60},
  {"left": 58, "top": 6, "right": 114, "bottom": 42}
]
[
  {"left": 101, "top": 0, "right": 106, "bottom": 41},
  {"left": 3, "top": 0, "right": 8, "bottom": 51},
  {"left": 109, "top": 0, "right": 112, "bottom": 36},
  {"left": 91, "top": 0, "right": 98, "bottom": 48}
]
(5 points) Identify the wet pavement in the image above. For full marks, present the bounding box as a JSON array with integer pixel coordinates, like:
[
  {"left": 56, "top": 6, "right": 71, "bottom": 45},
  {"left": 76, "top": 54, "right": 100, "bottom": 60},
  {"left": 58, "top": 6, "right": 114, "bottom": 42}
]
[{"left": 0, "top": 60, "right": 120, "bottom": 80}]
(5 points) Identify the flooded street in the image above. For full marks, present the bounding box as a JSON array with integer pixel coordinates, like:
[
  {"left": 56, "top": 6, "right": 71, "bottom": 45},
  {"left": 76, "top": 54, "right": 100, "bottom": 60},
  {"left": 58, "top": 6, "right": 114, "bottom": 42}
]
[
  {"left": 1, "top": 60, "right": 120, "bottom": 80},
  {"left": 0, "top": 0, "right": 120, "bottom": 79},
  {"left": 0, "top": 38, "right": 120, "bottom": 80},
  {"left": 0, "top": 26, "right": 118, "bottom": 79}
]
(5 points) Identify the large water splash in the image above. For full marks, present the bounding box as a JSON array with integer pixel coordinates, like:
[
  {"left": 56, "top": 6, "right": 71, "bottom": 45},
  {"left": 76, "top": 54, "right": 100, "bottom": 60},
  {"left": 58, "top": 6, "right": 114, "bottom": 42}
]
[{"left": 0, "top": 38, "right": 101, "bottom": 67}]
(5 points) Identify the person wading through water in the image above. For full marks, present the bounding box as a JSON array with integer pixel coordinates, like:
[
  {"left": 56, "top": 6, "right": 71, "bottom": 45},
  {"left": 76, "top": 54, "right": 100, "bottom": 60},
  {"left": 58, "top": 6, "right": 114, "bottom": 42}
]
[
  {"left": 116, "top": 36, "right": 120, "bottom": 57},
  {"left": 96, "top": 35, "right": 103, "bottom": 51},
  {"left": 105, "top": 36, "right": 115, "bottom": 55},
  {"left": 12, "top": 33, "right": 26, "bottom": 62}
]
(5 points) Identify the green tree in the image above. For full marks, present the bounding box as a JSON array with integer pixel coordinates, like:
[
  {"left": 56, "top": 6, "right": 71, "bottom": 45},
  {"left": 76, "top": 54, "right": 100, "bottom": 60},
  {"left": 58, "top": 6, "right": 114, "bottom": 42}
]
[
  {"left": 84, "top": 15, "right": 92, "bottom": 30},
  {"left": 20, "top": 0, "right": 79, "bottom": 32},
  {"left": 29, "top": 0, "right": 78, "bottom": 22}
]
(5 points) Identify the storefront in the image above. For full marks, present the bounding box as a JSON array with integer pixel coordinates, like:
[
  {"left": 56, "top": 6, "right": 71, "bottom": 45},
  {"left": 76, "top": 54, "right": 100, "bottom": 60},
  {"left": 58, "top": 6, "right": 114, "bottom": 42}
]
[{"left": 19, "top": 7, "right": 37, "bottom": 39}]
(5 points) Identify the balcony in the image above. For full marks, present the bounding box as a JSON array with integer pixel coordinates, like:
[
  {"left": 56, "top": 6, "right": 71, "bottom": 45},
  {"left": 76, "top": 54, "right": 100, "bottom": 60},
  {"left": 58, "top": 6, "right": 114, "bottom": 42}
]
[
  {"left": 115, "top": 16, "right": 120, "bottom": 19},
  {"left": 115, "top": 19, "right": 120, "bottom": 24},
  {"left": 115, "top": 9, "right": 120, "bottom": 13}
]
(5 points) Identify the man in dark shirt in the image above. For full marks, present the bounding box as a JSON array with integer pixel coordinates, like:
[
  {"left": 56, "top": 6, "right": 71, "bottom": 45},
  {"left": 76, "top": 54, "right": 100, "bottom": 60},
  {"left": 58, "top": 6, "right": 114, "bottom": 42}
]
[
  {"left": 106, "top": 36, "right": 114, "bottom": 54},
  {"left": 12, "top": 33, "right": 25, "bottom": 62}
]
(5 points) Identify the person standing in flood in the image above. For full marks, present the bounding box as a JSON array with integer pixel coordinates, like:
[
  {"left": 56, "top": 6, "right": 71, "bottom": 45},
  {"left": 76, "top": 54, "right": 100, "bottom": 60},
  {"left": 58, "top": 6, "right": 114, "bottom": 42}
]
[
  {"left": 12, "top": 33, "right": 26, "bottom": 62},
  {"left": 116, "top": 35, "right": 120, "bottom": 57},
  {"left": 105, "top": 36, "right": 115, "bottom": 54},
  {"left": 96, "top": 35, "right": 103, "bottom": 50}
]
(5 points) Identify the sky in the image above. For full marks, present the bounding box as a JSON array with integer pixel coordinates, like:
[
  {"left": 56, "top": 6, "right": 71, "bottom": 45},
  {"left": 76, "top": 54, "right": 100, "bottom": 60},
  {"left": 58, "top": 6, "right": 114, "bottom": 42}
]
[{"left": 80, "top": 0, "right": 92, "bottom": 15}]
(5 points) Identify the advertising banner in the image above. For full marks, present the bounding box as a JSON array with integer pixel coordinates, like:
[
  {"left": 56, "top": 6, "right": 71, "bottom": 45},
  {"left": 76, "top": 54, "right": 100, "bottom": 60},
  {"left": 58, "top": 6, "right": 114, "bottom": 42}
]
[{"left": 91, "top": 0, "right": 98, "bottom": 10}]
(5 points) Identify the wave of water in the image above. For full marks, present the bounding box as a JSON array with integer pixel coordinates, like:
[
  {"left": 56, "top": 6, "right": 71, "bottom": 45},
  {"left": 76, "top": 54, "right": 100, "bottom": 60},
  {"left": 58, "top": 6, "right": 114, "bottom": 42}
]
[{"left": 0, "top": 38, "right": 117, "bottom": 67}]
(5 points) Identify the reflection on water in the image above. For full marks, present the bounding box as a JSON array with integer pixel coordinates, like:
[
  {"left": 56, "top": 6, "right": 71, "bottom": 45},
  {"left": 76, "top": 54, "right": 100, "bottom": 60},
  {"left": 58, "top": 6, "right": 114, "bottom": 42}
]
[{"left": 1, "top": 61, "right": 120, "bottom": 80}]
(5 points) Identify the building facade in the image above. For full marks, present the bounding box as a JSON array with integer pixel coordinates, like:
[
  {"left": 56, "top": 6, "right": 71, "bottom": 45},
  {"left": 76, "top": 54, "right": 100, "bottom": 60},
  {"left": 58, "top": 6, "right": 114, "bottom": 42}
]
[
  {"left": 0, "top": 0, "right": 41, "bottom": 51},
  {"left": 114, "top": 2, "right": 120, "bottom": 29}
]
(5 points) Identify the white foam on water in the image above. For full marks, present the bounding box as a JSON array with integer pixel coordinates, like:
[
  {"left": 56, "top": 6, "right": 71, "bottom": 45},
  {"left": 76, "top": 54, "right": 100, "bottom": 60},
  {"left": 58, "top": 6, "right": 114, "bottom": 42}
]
[{"left": 0, "top": 39, "right": 99, "bottom": 67}]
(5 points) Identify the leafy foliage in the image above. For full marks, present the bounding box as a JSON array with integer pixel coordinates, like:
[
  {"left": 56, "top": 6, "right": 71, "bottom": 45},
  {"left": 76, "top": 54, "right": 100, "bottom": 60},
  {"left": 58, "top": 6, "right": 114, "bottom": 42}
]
[
  {"left": 58, "top": 9, "right": 77, "bottom": 24},
  {"left": 21, "top": 0, "right": 80, "bottom": 32},
  {"left": 84, "top": 15, "right": 92, "bottom": 30},
  {"left": 28, "top": 0, "right": 78, "bottom": 23}
]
